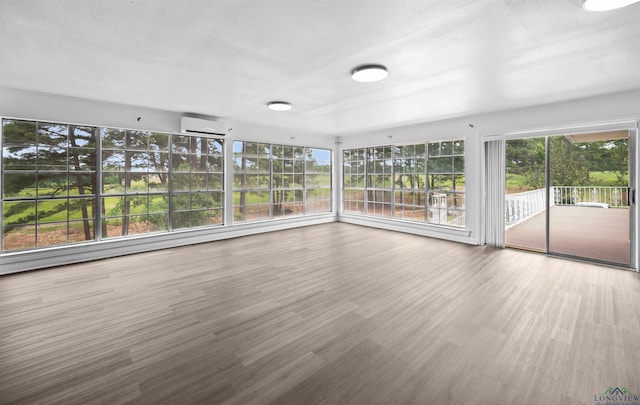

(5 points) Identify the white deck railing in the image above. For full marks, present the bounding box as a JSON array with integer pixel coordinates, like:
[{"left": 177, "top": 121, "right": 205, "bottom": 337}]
[
  {"left": 505, "top": 188, "right": 551, "bottom": 228},
  {"left": 552, "top": 186, "right": 628, "bottom": 208},
  {"left": 505, "top": 186, "right": 628, "bottom": 228}
]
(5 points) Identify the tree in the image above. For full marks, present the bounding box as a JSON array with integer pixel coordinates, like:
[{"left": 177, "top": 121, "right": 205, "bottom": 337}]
[
  {"left": 271, "top": 145, "right": 304, "bottom": 215},
  {"left": 507, "top": 135, "right": 629, "bottom": 192},
  {"left": 608, "top": 139, "right": 629, "bottom": 186},
  {"left": 234, "top": 141, "right": 271, "bottom": 221},
  {"left": 366, "top": 146, "right": 391, "bottom": 204},
  {"left": 68, "top": 125, "right": 97, "bottom": 240},
  {"left": 549, "top": 136, "right": 590, "bottom": 187},
  {"left": 394, "top": 144, "right": 425, "bottom": 206},
  {"left": 171, "top": 134, "right": 217, "bottom": 228},
  {"left": 505, "top": 138, "right": 545, "bottom": 190}
]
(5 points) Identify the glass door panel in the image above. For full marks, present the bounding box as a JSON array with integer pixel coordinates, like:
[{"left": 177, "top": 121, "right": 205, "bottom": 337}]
[
  {"left": 548, "top": 131, "right": 631, "bottom": 265},
  {"left": 505, "top": 137, "right": 547, "bottom": 252}
]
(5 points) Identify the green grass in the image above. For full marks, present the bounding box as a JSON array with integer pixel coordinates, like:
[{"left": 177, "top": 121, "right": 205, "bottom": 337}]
[
  {"left": 506, "top": 173, "right": 533, "bottom": 193},
  {"left": 40, "top": 210, "right": 69, "bottom": 222},
  {"left": 589, "top": 171, "right": 628, "bottom": 186},
  {"left": 507, "top": 171, "right": 627, "bottom": 193}
]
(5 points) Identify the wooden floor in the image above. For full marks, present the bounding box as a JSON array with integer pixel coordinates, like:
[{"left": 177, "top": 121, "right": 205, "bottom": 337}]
[
  {"left": 1, "top": 222, "right": 639, "bottom": 405},
  {"left": 506, "top": 206, "right": 630, "bottom": 265}
]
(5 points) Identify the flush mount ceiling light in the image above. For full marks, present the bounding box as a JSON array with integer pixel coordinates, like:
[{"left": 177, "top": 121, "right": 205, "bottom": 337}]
[
  {"left": 351, "top": 64, "right": 389, "bottom": 82},
  {"left": 267, "top": 101, "right": 292, "bottom": 111},
  {"left": 583, "top": 0, "right": 640, "bottom": 11}
]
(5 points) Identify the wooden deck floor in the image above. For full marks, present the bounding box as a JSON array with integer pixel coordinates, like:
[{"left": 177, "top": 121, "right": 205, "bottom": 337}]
[
  {"left": 506, "top": 206, "right": 630, "bottom": 265},
  {"left": 1, "top": 222, "right": 639, "bottom": 404}
]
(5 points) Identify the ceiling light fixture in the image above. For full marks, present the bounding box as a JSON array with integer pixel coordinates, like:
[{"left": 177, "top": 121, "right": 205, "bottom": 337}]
[
  {"left": 351, "top": 64, "right": 389, "bottom": 82},
  {"left": 582, "top": 0, "right": 640, "bottom": 11},
  {"left": 267, "top": 101, "right": 292, "bottom": 111}
]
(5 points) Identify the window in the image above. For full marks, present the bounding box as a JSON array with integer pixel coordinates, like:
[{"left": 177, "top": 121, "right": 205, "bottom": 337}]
[
  {"left": 272, "top": 145, "right": 304, "bottom": 217},
  {"left": 2, "top": 120, "right": 97, "bottom": 251},
  {"left": 1, "top": 118, "right": 225, "bottom": 253},
  {"left": 232, "top": 142, "right": 271, "bottom": 222},
  {"left": 305, "top": 148, "right": 332, "bottom": 214},
  {"left": 170, "top": 135, "right": 223, "bottom": 229},
  {"left": 342, "top": 139, "right": 465, "bottom": 228},
  {"left": 427, "top": 140, "right": 465, "bottom": 226},
  {"left": 101, "top": 129, "right": 171, "bottom": 238},
  {"left": 366, "top": 146, "right": 393, "bottom": 218},
  {"left": 343, "top": 148, "right": 366, "bottom": 214},
  {"left": 394, "top": 143, "right": 426, "bottom": 221},
  {"left": 233, "top": 141, "right": 332, "bottom": 223}
]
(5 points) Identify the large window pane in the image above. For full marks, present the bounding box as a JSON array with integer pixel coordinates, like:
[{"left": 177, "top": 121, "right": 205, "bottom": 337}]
[
  {"left": 2, "top": 172, "right": 37, "bottom": 198},
  {"left": 2, "top": 119, "right": 98, "bottom": 251},
  {"left": 233, "top": 141, "right": 332, "bottom": 222},
  {"left": 101, "top": 128, "right": 125, "bottom": 149},
  {"left": 170, "top": 135, "right": 224, "bottom": 230},
  {"left": 426, "top": 140, "right": 464, "bottom": 227},
  {"left": 2, "top": 120, "right": 226, "bottom": 253},
  {"left": 3, "top": 120, "right": 37, "bottom": 171},
  {"left": 69, "top": 219, "right": 95, "bottom": 242},
  {"left": 343, "top": 139, "right": 464, "bottom": 228},
  {"left": 343, "top": 148, "right": 366, "bottom": 215},
  {"left": 37, "top": 123, "right": 68, "bottom": 171}
]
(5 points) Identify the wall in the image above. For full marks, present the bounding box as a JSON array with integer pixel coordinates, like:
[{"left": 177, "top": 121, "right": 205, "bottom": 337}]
[
  {"left": 1, "top": 87, "right": 639, "bottom": 273},
  {"left": 0, "top": 86, "right": 335, "bottom": 147},
  {"left": 0, "top": 87, "right": 183, "bottom": 133},
  {"left": 337, "top": 114, "right": 479, "bottom": 245},
  {"left": 338, "top": 89, "right": 640, "bottom": 256},
  {"left": 0, "top": 87, "right": 337, "bottom": 274}
]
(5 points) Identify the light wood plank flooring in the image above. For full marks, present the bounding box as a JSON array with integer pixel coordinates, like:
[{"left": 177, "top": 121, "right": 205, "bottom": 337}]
[{"left": 1, "top": 222, "right": 639, "bottom": 404}]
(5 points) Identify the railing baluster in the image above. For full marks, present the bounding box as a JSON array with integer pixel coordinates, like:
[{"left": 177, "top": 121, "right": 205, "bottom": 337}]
[{"left": 506, "top": 186, "right": 626, "bottom": 228}]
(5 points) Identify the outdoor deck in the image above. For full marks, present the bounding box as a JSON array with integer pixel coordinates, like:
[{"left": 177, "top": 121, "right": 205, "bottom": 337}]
[{"left": 505, "top": 205, "right": 630, "bottom": 265}]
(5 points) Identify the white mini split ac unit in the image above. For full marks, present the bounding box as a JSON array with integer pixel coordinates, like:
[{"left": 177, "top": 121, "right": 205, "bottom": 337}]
[{"left": 180, "top": 116, "right": 225, "bottom": 135}]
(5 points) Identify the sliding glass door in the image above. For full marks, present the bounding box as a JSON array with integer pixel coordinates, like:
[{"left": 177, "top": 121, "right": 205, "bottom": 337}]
[
  {"left": 548, "top": 131, "right": 631, "bottom": 265},
  {"left": 504, "top": 129, "right": 634, "bottom": 267}
]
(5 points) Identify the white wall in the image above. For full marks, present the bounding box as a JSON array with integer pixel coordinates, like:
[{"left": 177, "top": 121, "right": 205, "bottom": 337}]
[
  {"left": 0, "top": 87, "right": 184, "bottom": 133},
  {"left": 0, "top": 87, "right": 337, "bottom": 274},
  {"left": 336, "top": 118, "right": 478, "bottom": 244},
  {"left": 0, "top": 86, "right": 335, "bottom": 148},
  {"left": 1, "top": 87, "right": 639, "bottom": 273},
  {"left": 338, "top": 90, "right": 640, "bottom": 252}
]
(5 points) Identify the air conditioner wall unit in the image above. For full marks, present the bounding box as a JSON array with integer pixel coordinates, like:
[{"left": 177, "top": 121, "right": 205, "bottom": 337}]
[{"left": 180, "top": 116, "right": 225, "bottom": 135}]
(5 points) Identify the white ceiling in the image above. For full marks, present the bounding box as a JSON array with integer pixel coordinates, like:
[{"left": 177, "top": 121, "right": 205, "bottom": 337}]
[{"left": 1, "top": 0, "right": 639, "bottom": 136}]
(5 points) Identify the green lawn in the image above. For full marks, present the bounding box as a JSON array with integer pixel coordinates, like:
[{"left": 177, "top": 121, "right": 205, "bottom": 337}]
[
  {"left": 232, "top": 190, "right": 310, "bottom": 205},
  {"left": 589, "top": 171, "right": 628, "bottom": 186},
  {"left": 507, "top": 171, "right": 627, "bottom": 194},
  {"left": 506, "top": 173, "right": 531, "bottom": 193}
]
